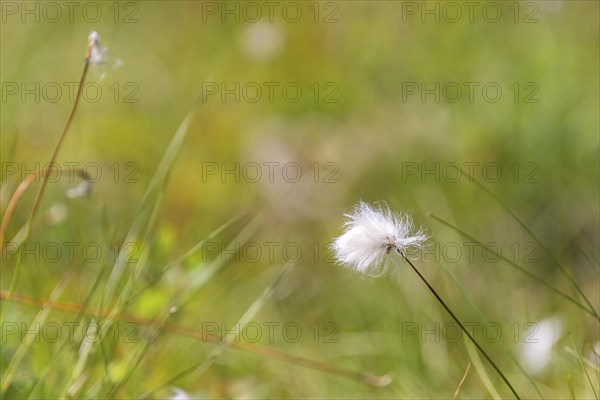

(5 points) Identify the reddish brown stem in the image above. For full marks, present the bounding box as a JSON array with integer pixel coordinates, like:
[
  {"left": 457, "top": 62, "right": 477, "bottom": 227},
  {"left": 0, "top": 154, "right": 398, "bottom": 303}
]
[{"left": 0, "top": 290, "right": 391, "bottom": 387}]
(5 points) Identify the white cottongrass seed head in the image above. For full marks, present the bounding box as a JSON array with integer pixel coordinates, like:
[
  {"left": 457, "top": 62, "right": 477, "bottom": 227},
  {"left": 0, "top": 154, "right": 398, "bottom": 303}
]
[
  {"left": 332, "top": 201, "right": 427, "bottom": 275},
  {"left": 88, "top": 31, "right": 105, "bottom": 64},
  {"left": 88, "top": 30, "right": 123, "bottom": 68}
]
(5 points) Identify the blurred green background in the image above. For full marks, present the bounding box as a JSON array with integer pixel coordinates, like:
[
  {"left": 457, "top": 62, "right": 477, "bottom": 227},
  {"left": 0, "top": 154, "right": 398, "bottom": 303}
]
[{"left": 1, "top": 1, "right": 598, "bottom": 398}]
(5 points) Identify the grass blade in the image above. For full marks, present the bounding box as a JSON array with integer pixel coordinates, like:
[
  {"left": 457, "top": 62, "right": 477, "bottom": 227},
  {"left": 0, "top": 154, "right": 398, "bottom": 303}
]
[
  {"left": 456, "top": 166, "right": 598, "bottom": 318},
  {"left": 569, "top": 335, "right": 598, "bottom": 400},
  {"left": 428, "top": 213, "right": 598, "bottom": 320}
]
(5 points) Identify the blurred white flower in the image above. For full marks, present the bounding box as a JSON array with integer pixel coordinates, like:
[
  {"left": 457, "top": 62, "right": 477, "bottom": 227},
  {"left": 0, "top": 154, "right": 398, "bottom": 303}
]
[
  {"left": 520, "top": 316, "right": 562, "bottom": 375},
  {"left": 47, "top": 203, "right": 68, "bottom": 224},
  {"left": 527, "top": 0, "right": 563, "bottom": 15},
  {"left": 589, "top": 341, "right": 600, "bottom": 365},
  {"left": 240, "top": 22, "right": 284, "bottom": 61},
  {"left": 332, "top": 201, "right": 427, "bottom": 275},
  {"left": 169, "top": 387, "right": 191, "bottom": 400},
  {"left": 66, "top": 180, "right": 92, "bottom": 199}
]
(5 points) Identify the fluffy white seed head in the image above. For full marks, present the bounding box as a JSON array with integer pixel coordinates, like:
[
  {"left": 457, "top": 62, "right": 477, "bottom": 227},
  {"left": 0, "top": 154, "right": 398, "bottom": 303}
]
[
  {"left": 88, "top": 31, "right": 100, "bottom": 46},
  {"left": 88, "top": 30, "right": 105, "bottom": 64},
  {"left": 86, "top": 31, "right": 123, "bottom": 80},
  {"left": 332, "top": 201, "right": 427, "bottom": 275}
]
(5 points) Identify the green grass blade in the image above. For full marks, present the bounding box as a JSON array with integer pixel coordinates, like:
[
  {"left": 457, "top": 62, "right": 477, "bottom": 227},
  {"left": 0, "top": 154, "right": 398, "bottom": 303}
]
[
  {"left": 28, "top": 264, "right": 109, "bottom": 398},
  {"left": 1, "top": 273, "right": 70, "bottom": 395},
  {"left": 437, "top": 259, "right": 544, "bottom": 398},
  {"left": 138, "top": 262, "right": 296, "bottom": 398},
  {"left": 103, "top": 107, "right": 197, "bottom": 309},
  {"left": 123, "top": 212, "right": 246, "bottom": 306},
  {"left": 428, "top": 213, "right": 598, "bottom": 320},
  {"left": 456, "top": 166, "right": 598, "bottom": 318},
  {"left": 464, "top": 335, "right": 502, "bottom": 400},
  {"left": 569, "top": 335, "right": 598, "bottom": 400}
]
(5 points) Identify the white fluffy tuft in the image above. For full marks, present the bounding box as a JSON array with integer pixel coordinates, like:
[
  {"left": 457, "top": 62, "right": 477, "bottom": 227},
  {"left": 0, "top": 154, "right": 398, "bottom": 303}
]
[{"left": 332, "top": 201, "right": 427, "bottom": 275}]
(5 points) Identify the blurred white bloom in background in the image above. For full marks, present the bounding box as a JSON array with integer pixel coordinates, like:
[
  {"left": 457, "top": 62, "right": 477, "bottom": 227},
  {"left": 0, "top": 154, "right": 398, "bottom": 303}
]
[
  {"left": 240, "top": 21, "right": 284, "bottom": 61},
  {"left": 520, "top": 316, "right": 562, "bottom": 375},
  {"left": 527, "top": 0, "right": 563, "bottom": 15},
  {"left": 47, "top": 203, "right": 67, "bottom": 224},
  {"left": 169, "top": 387, "right": 191, "bottom": 400},
  {"left": 587, "top": 340, "right": 600, "bottom": 366},
  {"left": 66, "top": 180, "right": 92, "bottom": 199},
  {"left": 332, "top": 201, "right": 427, "bottom": 275}
]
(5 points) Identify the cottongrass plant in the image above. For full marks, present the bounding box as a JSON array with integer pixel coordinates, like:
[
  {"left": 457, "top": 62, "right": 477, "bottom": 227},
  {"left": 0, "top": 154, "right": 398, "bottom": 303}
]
[
  {"left": 332, "top": 201, "right": 427, "bottom": 276},
  {"left": 0, "top": 30, "right": 105, "bottom": 395},
  {"left": 332, "top": 201, "right": 522, "bottom": 400},
  {"left": 0, "top": 31, "right": 100, "bottom": 330}
]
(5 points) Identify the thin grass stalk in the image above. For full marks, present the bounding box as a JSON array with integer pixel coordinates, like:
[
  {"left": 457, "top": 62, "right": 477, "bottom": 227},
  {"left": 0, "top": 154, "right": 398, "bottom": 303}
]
[
  {"left": 0, "top": 289, "right": 391, "bottom": 389},
  {"left": 139, "top": 263, "right": 297, "bottom": 398},
  {"left": 428, "top": 213, "right": 598, "bottom": 320},
  {"left": 101, "top": 110, "right": 195, "bottom": 309},
  {"left": 0, "top": 39, "right": 92, "bottom": 329},
  {"left": 456, "top": 166, "right": 598, "bottom": 318},
  {"left": 569, "top": 335, "right": 599, "bottom": 400},
  {"left": 27, "top": 264, "right": 110, "bottom": 398},
  {"left": 452, "top": 362, "right": 471, "bottom": 400},
  {"left": 0, "top": 271, "right": 72, "bottom": 394},
  {"left": 400, "top": 253, "right": 521, "bottom": 400},
  {"left": 463, "top": 334, "right": 502, "bottom": 400},
  {"left": 123, "top": 212, "right": 246, "bottom": 306},
  {"left": 1, "top": 167, "right": 90, "bottom": 252},
  {"left": 435, "top": 258, "right": 544, "bottom": 398}
]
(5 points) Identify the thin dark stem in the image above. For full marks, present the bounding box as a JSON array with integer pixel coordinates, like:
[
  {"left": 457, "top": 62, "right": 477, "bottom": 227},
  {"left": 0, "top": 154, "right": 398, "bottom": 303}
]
[{"left": 400, "top": 253, "right": 521, "bottom": 400}]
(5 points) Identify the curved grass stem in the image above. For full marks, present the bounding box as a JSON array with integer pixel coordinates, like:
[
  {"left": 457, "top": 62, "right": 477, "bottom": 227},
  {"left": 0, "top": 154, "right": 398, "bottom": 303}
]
[
  {"left": 1, "top": 55, "right": 90, "bottom": 329},
  {"left": 0, "top": 289, "right": 391, "bottom": 390}
]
